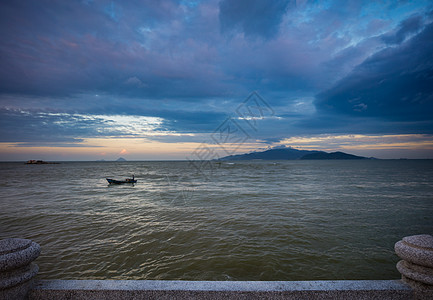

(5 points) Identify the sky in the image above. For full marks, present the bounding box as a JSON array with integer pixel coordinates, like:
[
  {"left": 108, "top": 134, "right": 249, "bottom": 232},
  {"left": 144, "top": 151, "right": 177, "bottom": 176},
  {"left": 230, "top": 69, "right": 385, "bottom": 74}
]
[{"left": 1, "top": 0, "right": 433, "bottom": 160}]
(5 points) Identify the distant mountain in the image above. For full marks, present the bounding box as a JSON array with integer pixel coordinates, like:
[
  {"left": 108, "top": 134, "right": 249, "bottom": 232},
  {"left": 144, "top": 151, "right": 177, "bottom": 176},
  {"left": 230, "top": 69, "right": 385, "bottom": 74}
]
[
  {"left": 300, "top": 151, "right": 366, "bottom": 160},
  {"left": 116, "top": 157, "right": 127, "bottom": 161},
  {"left": 219, "top": 148, "right": 318, "bottom": 161},
  {"left": 219, "top": 148, "right": 368, "bottom": 160}
]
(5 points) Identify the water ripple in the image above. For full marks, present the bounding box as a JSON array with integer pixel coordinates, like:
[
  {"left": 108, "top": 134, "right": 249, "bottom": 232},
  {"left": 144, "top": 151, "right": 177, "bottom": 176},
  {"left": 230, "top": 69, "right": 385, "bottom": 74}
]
[{"left": 1, "top": 160, "right": 432, "bottom": 280}]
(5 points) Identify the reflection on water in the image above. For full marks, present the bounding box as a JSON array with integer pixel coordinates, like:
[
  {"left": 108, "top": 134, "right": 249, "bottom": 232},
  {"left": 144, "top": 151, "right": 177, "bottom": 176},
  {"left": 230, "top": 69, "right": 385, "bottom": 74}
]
[{"left": 0, "top": 160, "right": 432, "bottom": 280}]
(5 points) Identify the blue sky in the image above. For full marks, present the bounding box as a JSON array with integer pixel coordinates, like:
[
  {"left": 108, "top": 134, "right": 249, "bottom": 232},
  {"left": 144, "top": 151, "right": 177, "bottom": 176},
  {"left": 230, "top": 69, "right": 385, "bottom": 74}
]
[{"left": 1, "top": 0, "right": 433, "bottom": 160}]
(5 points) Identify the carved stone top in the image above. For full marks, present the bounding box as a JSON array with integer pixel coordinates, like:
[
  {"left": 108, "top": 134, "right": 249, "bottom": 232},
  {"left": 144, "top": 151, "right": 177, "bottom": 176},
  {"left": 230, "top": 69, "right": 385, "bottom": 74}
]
[
  {"left": 0, "top": 238, "right": 41, "bottom": 272},
  {"left": 402, "top": 235, "right": 433, "bottom": 251},
  {"left": 0, "top": 239, "right": 32, "bottom": 255},
  {"left": 395, "top": 234, "right": 433, "bottom": 269}
]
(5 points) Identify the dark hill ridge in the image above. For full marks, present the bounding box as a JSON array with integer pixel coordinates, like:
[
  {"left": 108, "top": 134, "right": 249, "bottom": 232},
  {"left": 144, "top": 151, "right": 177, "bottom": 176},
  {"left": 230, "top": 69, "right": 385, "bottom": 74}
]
[
  {"left": 219, "top": 148, "right": 318, "bottom": 160},
  {"left": 219, "top": 148, "right": 367, "bottom": 160},
  {"left": 300, "top": 151, "right": 366, "bottom": 160}
]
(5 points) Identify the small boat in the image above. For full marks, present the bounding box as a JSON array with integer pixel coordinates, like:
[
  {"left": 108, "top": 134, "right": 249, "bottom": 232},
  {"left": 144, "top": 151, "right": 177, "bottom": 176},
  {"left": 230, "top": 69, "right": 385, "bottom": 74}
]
[{"left": 106, "top": 175, "right": 137, "bottom": 184}]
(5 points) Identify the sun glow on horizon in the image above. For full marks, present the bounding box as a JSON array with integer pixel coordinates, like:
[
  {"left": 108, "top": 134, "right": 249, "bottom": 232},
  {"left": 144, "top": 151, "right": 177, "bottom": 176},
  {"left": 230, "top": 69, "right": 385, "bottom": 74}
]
[
  {"left": 278, "top": 134, "right": 433, "bottom": 159},
  {"left": 1, "top": 133, "right": 432, "bottom": 161}
]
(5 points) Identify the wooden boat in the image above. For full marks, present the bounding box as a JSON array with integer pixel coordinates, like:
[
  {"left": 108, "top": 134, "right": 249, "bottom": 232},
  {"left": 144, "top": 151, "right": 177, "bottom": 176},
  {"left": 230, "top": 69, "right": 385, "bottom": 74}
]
[{"left": 106, "top": 176, "right": 137, "bottom": 184}]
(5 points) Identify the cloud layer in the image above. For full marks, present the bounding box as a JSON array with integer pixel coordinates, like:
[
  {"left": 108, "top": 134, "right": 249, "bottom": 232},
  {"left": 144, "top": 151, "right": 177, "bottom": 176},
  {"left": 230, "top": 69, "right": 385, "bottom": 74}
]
[
  {"left": 315, "top": 22, "right": 433, "bottom": 131},
  {"left": 0, "top": 0, "right": 432, "bottom": 158}
]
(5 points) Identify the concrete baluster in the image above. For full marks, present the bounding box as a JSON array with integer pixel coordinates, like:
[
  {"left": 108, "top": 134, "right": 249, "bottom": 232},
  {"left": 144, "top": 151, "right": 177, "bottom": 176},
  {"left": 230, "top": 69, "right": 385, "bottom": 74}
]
[
  {"left": 0, "top": 238, "right": 41, "bottom": 300},
  {"left": 395, "top": 234, "right": 433, "bottom": 292}
]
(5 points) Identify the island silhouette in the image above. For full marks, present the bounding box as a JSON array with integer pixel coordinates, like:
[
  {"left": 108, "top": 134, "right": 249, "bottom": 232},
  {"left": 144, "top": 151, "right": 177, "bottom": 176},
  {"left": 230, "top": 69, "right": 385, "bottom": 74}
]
[{"left": 219, "top": 147, "right": 369, "bottom": 160}]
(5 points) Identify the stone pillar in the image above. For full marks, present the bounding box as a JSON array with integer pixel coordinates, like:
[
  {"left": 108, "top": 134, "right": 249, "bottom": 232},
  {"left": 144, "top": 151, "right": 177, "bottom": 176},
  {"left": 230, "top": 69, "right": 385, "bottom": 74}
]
[
  {"left": 0, "top": 238, "right": 41, "bottom": 300},
  {"left": 395, "top": 234, "right": 433, "bottom": 291}
]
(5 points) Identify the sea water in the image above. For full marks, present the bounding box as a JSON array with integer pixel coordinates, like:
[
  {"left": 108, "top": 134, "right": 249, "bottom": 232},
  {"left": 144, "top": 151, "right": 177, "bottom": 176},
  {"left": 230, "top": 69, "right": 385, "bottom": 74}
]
[{"left": 0, "top": 160, "right": 432, "bottom": 280}]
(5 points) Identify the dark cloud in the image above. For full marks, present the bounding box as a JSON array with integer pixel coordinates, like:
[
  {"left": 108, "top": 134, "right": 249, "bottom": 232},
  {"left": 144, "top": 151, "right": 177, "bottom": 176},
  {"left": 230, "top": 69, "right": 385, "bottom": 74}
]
[
  {"left": 1, "top": 0, "right": 428, "bottom": 102},
  {"left": 219, "top": 0, "right": 291, "bottom": 39},
  {"left": 0, "top": 108, "right": 89, "bottom": 144},
  {"left": 315, "top": 21, "right": 433, "bottom": 132},
  {"left": 381, "top": 14, "right": 424, "bottom": 44},
  {"left": 0, "top": 0, "right": 227, "bottom": 98},
  {"left": 320, "top": 36, "right": 383, "bottom": 86}
]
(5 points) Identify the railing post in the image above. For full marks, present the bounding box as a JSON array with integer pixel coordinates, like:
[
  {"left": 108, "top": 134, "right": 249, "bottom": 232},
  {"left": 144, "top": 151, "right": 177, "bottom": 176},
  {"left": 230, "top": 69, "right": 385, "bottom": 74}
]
[
  {"left": 395, "top": 234, "right": 433, "bottom": 293},
  {"left": 0, "top": 238, "right": 41, "bottom": 300}
]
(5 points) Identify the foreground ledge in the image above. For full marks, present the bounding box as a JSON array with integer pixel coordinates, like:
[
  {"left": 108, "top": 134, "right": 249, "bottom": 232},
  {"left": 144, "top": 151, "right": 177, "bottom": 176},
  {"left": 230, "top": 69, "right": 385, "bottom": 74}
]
[{"left": 29, "top": 279, "right": 432, "bottom": 300}]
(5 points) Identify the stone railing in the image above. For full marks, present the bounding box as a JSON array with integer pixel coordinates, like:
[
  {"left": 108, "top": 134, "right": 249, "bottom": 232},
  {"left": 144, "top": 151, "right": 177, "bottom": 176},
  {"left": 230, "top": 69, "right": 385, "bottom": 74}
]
[
  {"left": 0, "top": 238, "right": 40, "bottom": 300},
  {"left": 395, "top": 234, "right": 433, "bottom": 290},
  {"left": 1, "top": 235, "right": 432, "bottom": 299}
]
